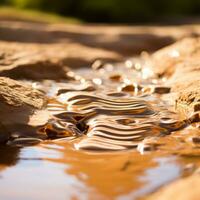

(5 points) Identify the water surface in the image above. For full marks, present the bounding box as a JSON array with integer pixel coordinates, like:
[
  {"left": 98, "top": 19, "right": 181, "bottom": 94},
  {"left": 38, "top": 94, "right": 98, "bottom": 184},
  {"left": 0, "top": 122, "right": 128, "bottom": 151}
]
[{"left": 1, "top": 58, "right": 200, "bottom": 200}]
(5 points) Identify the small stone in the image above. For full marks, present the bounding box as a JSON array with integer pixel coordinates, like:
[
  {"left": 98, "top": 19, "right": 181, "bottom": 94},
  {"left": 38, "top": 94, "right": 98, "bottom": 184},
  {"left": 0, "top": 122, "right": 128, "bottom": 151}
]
[
  {"left": 7, "top": 137, "right": 42, "bottom": 147},
  {"left": 154, "top": 86, "right": 171, "bottom": 94},
  {"left": 142, "top": 86, "right": 154, "bottom": 94},
  {"left": 137, "top": 143, "right": 155, "bottom": 154},
  {"left": 194, "top": 103, "right": 200, "bottom": 112},
  {"left": 91, "top": 60, "right": 105, "bottom": 70},
  {"left": 121, "top": 84, "right": 142, "bottom": 92},
  {"left": 109, "top": 74, "right": 122, "bottom": 82},
  {"left": 121, "top": 84, "right": 135, "bottom": 92},
  {"left": 189, "top": 112, "right": 200, "bottom": 123},
  {"left": 191, "top": 136, "right": 200, "bottom": 144}
]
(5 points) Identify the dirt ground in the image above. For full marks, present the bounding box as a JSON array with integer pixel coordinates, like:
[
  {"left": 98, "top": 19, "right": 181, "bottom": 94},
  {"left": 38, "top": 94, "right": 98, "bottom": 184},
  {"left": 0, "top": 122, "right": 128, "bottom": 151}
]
[{"left": 1, "top": 16, "right": 200, "bottom": 199}]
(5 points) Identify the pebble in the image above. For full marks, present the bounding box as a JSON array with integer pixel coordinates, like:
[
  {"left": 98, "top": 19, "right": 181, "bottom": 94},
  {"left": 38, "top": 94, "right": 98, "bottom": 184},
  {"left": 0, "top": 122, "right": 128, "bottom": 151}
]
[
  {"left": 154, "top": 86, "right": 171, "bottom": 94},
  {"left": 137, "top": 143, "right": 155, "bottom": 154},
  {"left": 190, "top": 136, "right": 200, "bottom": 144},
  {"left": 109, "top": 74, "right": 122, "bottom": 82},
  {"left": 7, "top": 138, "right": 42, "bottom": 147},
  {"left": 91, "top": 60, "right": 105, "bottom": 70},
  {"left": 121, "top": 84, "right": 142, "bottom": 93}
]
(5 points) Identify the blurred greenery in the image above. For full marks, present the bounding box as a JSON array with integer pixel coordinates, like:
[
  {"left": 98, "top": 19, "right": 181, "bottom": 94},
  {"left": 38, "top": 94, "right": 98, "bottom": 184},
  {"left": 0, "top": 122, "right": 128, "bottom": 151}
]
[
  {"left": 0, "top": 6, "right": 81, "bottom": 23},
  {"left": 0, "top": 0, "right": 200, "bottom": 23}
]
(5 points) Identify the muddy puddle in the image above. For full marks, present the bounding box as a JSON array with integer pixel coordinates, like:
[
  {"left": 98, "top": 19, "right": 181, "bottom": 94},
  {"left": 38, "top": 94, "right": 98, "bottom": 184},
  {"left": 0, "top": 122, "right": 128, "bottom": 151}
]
[{"left": 1, "top": 58, "right": 200, "bottom": 200}]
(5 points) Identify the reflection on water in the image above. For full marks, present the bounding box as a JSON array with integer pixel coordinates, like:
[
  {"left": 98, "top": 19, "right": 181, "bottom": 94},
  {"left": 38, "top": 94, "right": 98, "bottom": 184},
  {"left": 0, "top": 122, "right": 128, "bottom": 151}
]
[
  {"left": 0, "top": 138, "right": 200, "bottom": 199},
  {"left": 0, "top": 145, "right": 90, "bottom": 200},
  {"left": 0, "top": 146, "right": 19, "bottom": 172},
  {"left": 45, "top": 142, "right": 183, "bottom": 200},
  {"left": 1, "top": 58, "right": 200, "bottom": 199},
  {"left": 0, "top": 143, "right": 183, "bottom": 200},
  {"left": 121, "top": 156, "right": 181, "bottom": 200}
]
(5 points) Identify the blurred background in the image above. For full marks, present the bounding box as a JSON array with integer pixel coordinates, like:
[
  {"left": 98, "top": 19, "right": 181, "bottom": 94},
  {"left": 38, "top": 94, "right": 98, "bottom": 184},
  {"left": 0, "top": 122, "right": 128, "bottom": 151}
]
[{"left": 0, "top": 0, "right": 200, "bottom": 24}]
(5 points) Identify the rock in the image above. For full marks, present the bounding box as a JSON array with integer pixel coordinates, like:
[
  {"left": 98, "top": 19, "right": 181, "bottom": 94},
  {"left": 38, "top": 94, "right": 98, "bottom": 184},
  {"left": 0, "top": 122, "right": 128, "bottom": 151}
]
[
  {"left": 7, "top": 137, "right": 43, "bottom": 147},
  {"left": 1, "top": 20, "right": 200, "bottom": 81},
  {"left": 0, "top": 77, "right": 47, "bottom": 143},
  {"left": 147, "top": 37, "right": 200, "bottom": 117},
  {"left": 0, "top": 41, "right": 120, "bottom": 80},
  {"left": 190, "top": 136, "right": 200, "bottom": 144},
  {"left": 120, "top": 84, "right": 142, "bottom": 93},
  {"left": 175, "top": 88, "right": 200, "bottom": 116},
  {"left": 1, "top": 20, "right": 200, "bottom": 55},
  {"left": 149, "top": 37, "right": 200, "bottom": 77},
  {"left": 147, "top": 174, "right": 200, "bottom": 200},
  {"left": 169, "top": 61, "right": 200, "bottom": 115},
  {"left": 0, "top": 77, "right": 45, "bottom": 108},
  {"left": 91, "top": 60, "right": 106, "bottom": 70},
  {"left": 109, "top": 74, "right": 122, "bottom": 82},
  {"left": 153, "top": 86, "right": 171, "bottom": 94}
]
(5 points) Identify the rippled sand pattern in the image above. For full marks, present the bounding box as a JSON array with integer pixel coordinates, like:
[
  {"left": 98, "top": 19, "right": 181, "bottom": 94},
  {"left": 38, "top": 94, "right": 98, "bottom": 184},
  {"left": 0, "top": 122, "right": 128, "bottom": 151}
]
[{"left": 40, "top": 59, "right": 193, "bottom": 152}]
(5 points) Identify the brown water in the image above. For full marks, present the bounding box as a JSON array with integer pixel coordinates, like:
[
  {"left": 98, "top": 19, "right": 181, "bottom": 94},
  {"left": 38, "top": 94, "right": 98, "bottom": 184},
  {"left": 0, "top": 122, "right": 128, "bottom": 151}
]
[{"left": 1, "top": 58, "right": 200, "bottom": 200}]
